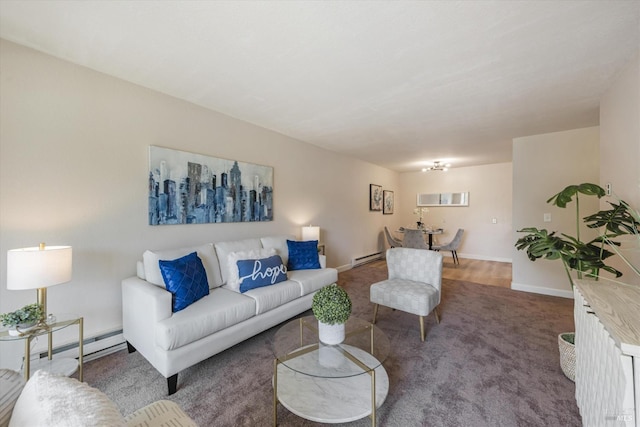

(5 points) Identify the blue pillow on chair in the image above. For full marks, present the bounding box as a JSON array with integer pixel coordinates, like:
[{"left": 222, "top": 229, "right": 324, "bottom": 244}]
[
  {"left": 159, "top": 251, "right": 209, "bottom": 312},
  {"left": 286, "top": 240, "right": 321, "bottom": 270},
  {"left": 237, "top": 255, "right": 288, "bottom": 293}
]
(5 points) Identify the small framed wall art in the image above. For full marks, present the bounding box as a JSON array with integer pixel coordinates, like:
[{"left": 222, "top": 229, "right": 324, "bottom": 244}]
[
  {"left": 383, "top": 190, "right": 394, "bottom": 214},
  {"left": 370, "top": 184, "right": 382, "bottom": 211}
]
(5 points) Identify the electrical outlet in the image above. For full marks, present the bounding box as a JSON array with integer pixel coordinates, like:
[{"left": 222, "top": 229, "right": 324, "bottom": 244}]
[
  {"left": 492, "top": 218, "right": 497, "bottom": 224},
  {"left": 544, "top": 213, "right": 551, "bottom": 222},
  {"left": 606, "top": 183, "right": 612, "bottom": 196}
]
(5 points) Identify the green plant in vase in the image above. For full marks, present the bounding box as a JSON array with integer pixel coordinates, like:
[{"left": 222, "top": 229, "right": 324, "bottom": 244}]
[
  {"left": 312, "top": 284, "right": 352, "bottom": 345},
  {"left": 312, "top": 284, "right": 352, "bottom": 325},
  {"left": 0, "top": 303, "right": 43, "bottom": 335}
]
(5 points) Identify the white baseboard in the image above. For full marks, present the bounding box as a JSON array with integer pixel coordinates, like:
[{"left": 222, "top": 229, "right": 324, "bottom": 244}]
[
  {"left": 336, "top": 263, "right": 352, "bottom": 273},
  {"left": 511, "top": 282, "right": 574, "bottom": 299},
  {"left": 456, "top": 253, "right": 512, "bottom": 263}
]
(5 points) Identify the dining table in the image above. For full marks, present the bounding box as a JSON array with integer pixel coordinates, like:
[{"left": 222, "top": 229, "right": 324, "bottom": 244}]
[{"left": 396, "top": 227, "right": 444, "bottom": 250}]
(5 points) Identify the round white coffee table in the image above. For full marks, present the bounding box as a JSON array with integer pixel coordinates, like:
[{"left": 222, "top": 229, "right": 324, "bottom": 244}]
[{"left": 272, "top": 316, "right": 390, "bottom": 426}]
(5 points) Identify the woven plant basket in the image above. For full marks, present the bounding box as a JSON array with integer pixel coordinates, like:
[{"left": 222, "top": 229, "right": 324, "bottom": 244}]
[{"left": 558, "top": 333, "right": 576, "bottom": 382}]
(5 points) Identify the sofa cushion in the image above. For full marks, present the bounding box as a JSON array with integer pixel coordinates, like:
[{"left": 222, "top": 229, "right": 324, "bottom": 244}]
[
  {"left": 143, "top": 243, "right": 223, "bottom": 289},
  {"left": 214, "top": 238, "right": 262, "bottom": 284},
  {"left": 237, "top": 255, "right": 288, "bottom": 293},
  {"left": 9, "top": 370, "right": 125, "bottom": 427},
  {"left": 287, "top": 240, "right": 321, "bottom": 270},
  {"left": 226, "top": 247, "right": 277, "bottom": 292},
  {"left": 243, "top": 279, "right": 302, "bottom": 315},
  {"left": 288, "top": 268, "right": 339, "bottom": 296},
  {"left": 260, "top": 235, "right": 295, "bottom": 266},
  {"left": 159, "top": 252, "right": 210, "bottom": 312},
  {"left": 156, "top": 288, "right": 256, "bottom": 351}
]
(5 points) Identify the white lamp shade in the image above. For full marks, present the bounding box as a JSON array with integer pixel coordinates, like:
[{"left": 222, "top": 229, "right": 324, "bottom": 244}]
[
  {"left": 7, "top": 246, "right": 72, "bottom": 290},
  {"left": 302, "top": 226, "right": 320, "bottom": 242}
]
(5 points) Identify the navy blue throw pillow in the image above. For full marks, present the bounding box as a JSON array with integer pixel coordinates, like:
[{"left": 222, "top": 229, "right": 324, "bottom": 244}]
[
  {"left": 237, "top": 255, "right": 288, "bottom": 293},
  {"left": 286, "top": 240, "right": 321, "bottom": 271},
  {"left": 159, "top": 251, "right": 209, "bottom": 312}
]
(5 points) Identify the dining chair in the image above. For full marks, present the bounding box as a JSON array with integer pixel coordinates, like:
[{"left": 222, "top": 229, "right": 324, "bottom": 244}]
[
  {"left": 401, "top": 229, "right": 430, "bottom": 250},
  {"left": 432, "top": 228, "right": 464, "bottom": 265},
  {"left": 384, "top": 226, "right": 403, "bottom": 248},
  {"left": 370, "top": 247, "right": 443, "bottom": 341}
]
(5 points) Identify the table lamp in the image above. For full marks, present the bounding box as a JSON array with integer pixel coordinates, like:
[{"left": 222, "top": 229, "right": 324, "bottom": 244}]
[
  {"left": 7, "top": 243, "right": 73, "bottom": 326},
  {"left": 301, "top": 225, "right": 320, "bottom": 242}
]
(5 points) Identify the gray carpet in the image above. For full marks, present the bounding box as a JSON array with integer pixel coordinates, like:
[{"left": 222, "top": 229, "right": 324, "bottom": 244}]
[{"left": 84, "top": 262, "right": 580, "bottom": 426}]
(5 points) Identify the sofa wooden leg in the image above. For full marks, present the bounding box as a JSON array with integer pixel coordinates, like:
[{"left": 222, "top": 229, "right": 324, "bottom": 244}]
[
  {"left": 419, "top": 316, "right": 425, "bottom": 342},
  {"left": 126, "top": 341, "right": 137, "bottom": 353},
  {"left": 167, "top": 374, "right": 178, "bottom": 395},
  {"left": 434, "top": 307, "right": 440, "bottom": 324},
  {"left": 372, "top": 304, "right": 379, "bottom": 324}
]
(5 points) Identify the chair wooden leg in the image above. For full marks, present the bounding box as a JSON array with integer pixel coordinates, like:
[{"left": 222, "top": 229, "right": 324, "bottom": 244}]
[
  {"left": 372, "top": 304, "right": 379, "bottom": 324},
  {"left": 434, "top": 307, "right": 440, "bottom": 324},
  {"left": 419, "top": 316, "right": 425, "bottom": 342}
]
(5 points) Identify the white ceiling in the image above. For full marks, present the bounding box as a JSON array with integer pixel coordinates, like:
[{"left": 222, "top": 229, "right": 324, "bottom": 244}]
[{"left": 1, "top": 1, "right": 639, "bottom": 172}]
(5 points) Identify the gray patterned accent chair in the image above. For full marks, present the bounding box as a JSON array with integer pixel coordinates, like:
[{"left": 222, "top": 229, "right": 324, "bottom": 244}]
[{"left": 370, "top": 247, "right": 443, "bottom": 341}]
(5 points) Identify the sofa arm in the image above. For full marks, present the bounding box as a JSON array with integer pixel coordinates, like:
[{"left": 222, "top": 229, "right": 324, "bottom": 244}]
[
  {"left": 124, "top": 400, "right": 196, "bottom": 427},
  {"left": 122, "top": 276, "right": 172, "bottom": 357}
]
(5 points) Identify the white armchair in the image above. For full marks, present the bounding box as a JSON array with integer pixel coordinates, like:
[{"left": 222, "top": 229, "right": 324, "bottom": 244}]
[{"left": 370, "top": 248, "right": 443, "bottom": 341}]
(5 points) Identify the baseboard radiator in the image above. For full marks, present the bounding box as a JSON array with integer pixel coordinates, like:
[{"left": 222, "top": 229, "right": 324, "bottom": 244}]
[
  {"left": 31, "top": 329, "right": 126, "bottom": 364},
  {"left": 351, "top": 252, "right": 383, "bottom": 268}
]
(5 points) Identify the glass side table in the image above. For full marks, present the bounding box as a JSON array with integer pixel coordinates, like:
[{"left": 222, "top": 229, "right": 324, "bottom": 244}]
[
  {"left": 273, "top": 315, "right": 390, "bottom": 426},
  {"left": 0, "top": 314, "right": 83, "bottom": 382}
]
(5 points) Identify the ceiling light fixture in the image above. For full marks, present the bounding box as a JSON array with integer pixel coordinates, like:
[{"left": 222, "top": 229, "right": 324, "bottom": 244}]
[{"left": 422, "top": 161, "right": 451, "bottom": 172}]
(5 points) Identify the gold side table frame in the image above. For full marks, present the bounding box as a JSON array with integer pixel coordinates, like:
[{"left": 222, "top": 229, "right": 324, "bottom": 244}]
[{"left": 0, "top": 316, "right": 83, "bottom": 382}]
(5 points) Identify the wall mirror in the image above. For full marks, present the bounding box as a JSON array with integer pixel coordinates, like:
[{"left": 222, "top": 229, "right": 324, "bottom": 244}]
[{"left": 417, "top": 192, "right": 469, "bottom": 206}]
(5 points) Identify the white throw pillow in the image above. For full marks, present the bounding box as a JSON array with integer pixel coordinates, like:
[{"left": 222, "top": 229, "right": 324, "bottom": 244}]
[
  {"left": 214, "top": 238, "right": 263, "bottom": 284},
  {"left": 260, "top": 235, "right": 295, "bottom": 266},
  {"left": 226, "top": 248, "right": 277, "bottom": 292},
  {"left": 9, "top": 370, "right": 125, "bottom": 427},
  {"left": 143, "top": 243, "right": 223, "bottom": 289}
]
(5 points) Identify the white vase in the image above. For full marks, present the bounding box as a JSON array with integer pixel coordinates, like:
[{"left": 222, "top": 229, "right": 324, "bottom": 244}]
[
  {"left": 318, "top": 320, "right": 345, "bottom": 345},
  {"left": 8, "top": 322, "right": 37, "bottom": 336}
]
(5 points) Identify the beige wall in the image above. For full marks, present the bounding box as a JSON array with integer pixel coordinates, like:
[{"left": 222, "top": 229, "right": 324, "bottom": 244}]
[
  {"left": 600, "top": 53, "right": 640, "bottom": 284},
  {"left": 399, "top": 163, "right": 513, "bottom": 262},
  {"left": 0, "top": 40, "right": 400, "bottom": 369},
  {"left": 511, "top": 52, "right": 639, "bottom": 296},
  {"left": 512, "top": 127, "right": 600, "bottom": 297}
]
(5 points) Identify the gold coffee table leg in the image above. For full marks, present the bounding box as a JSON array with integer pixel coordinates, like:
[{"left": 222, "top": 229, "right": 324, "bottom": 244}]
[
  {"left": 273, "top": 358, "right": 278, "bottom": 426},
  {"left": 371, "top": 369, "right": 376, "bottom": 427}
]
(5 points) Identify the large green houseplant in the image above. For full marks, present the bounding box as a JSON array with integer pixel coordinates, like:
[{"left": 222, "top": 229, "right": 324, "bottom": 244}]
[{"left": 515, "top": 183, "right": 639, "bottom": 381}]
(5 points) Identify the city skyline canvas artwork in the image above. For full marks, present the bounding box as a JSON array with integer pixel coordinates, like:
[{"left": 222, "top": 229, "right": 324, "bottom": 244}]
[{"left": 148, "top": 146, "right": 273, "bottom": 225}]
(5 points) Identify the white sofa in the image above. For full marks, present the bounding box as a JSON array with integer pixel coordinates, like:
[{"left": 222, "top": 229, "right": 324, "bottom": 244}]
[{"left": 122, "top": 235, "right": 338, "bottom": 395}]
